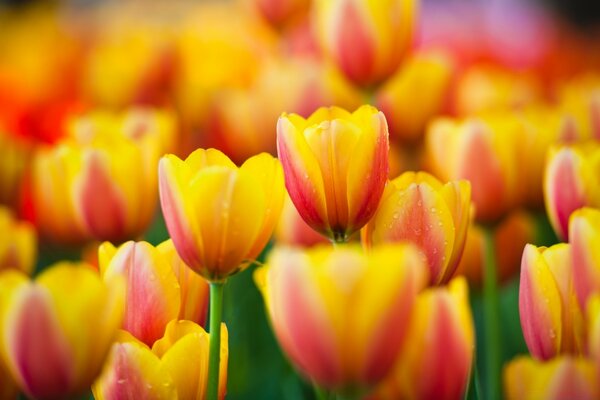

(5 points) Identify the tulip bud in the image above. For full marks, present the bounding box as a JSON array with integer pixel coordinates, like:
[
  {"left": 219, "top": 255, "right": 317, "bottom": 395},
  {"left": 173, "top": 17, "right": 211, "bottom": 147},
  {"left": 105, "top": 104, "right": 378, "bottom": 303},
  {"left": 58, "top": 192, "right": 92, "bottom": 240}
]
[
  {"left": 159, "top": 149, "right": 285, "bottom": 281},
  {"left": 362, "top": 172, "right": 471, "bottom": 285},
  {"left": 0, "top": 263, "right": 124, "bottom": 399},
  {"left": 570, "top": 207, "right": 600, "bottom": 309},
  {"left": 504, "top": 356, "right": 598, "bottom": 400},
  {"left": 519, "top": 243, "right": 585, "bottom": 360},
  {"left": 277, "top": 105, "right": 389, "bottom": 242},
  {"left": 426, "top": 115, "right": 525, "bottom": 222},
  {"left": 544, "top": 143, "right": 600, "bottom": 240},
  {"left": 314, "top": 0, "right": 417, "bottom": 88},
  {"left": 372, "top": 277, "right": 474, "bottom": 400},
  {"left": 0, "top": 206, "right": 36, "bottom": 275},
  {"left": 93, "top": 321, "right": 228, "bottom": 400},
  {"left": 255, "top": 244, "right": 427, "bottom": 394}
]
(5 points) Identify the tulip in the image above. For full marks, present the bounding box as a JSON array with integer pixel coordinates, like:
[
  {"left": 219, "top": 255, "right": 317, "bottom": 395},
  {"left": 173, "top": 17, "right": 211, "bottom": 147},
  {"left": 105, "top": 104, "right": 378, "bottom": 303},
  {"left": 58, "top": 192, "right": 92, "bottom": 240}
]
[
  {"left": 372, "top": 277, "right": 474, "bottom": 400},
  {"left": 314, "top": 0, "right": 417, "bottom": 88},
  {"left": 0, "top": 206, "right": 36, "bottom": 275},
  {"left": 277, "top": 105, "right": 389, "bottom": 242},
  {"left": 33, "top": 109, "right": 169, "bottom": 244},
  {"left": 93, "top": 321, "right": 228, "bottom": 400},
  {"left": 251, "top": 0, "right": 310, "bottom": 29},
  {"left": 362, "top": 171, "right": 471, "bottom": 285},
  {"left": 519, "top": 243, "right": 585, "bottom": 360},
  {"left": 544, "top": 143, "right": 600, "bottom": 240},
  {"left": 376, "top": 51, "right": 454, "bottom": 143},
  {"left": 255, "top": 244, "right": 427, "bottom": 394},
  {"left": 556, "top": 74, "right": 600, "bottom": 141},
  {"left": 504, "top": 356, "right": 598, "bottom": 400},
  {"left": 570, "top": 207, "right": 600, "bottom": 309},
  {"left": 425, "top": 115, "right": 524, "bottom": 222},
  {"left": 455, "top": 210, "right": 536, "bottom": 286},
  {"left": 158, "top": 148, "right": 284, "bottom": 281},
  {"left": 0, "top": 263, "right": 124, "bottom": 399}
]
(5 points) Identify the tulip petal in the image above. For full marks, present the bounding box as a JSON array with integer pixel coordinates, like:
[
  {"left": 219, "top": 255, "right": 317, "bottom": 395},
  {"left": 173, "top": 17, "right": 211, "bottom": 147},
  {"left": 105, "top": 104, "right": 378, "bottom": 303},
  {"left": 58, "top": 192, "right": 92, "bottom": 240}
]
[{"left": 570, "top": 207, "right": 600, "bottom": 308}]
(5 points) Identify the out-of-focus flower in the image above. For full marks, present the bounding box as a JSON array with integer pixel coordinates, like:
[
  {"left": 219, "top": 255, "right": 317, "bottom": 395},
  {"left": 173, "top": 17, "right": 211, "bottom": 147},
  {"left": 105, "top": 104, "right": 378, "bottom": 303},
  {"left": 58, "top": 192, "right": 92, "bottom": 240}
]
[
  {"left": 544, "top": 143, "right": 600, "bottom": 240},
  {"left": 456, "top": 210, "right": 536, "bottom": 286},
  {"left": 520, "top": 243, "right": 584, "bottom": 360},
  {"left": 32, "top": 109, "right": 169, "bottom": 244},
  {"left": 504, "top": 356, "right": 598, "bottom": 400},
  {"left": 371, "top": 277, "right": 474, "bottom": 400},
  {"left": 314, "top": 0, "right": 416, "bottom": 88},
  {"left": 453, "top": 65, "right": 542, "bottom": 116},
  {"left": 250, "top": 0, "right": 310, "bottom": 29},
  {"left": 275, "top": 193, "right": 329, "bottom": 248},
  {"left": 93, "top": 321, "right": 228, "bottom": 400},
  {"left": 209, "top": 58, "right": 360, "bottom": 163},
  {"left": 277, "top": 105, "right": 389, "bottom": 242},
  {"left": 556, "top": 74, "right": 600, "bottom": 141},
  {"left": 570, "top": 207, "right": 600, "bottom": 309},
  {"left": 159, "top": 149, "right": 284, "bottom": 281},
  {"left": 587, "top": 294, "right": 600, "bottom": 376},
  {"left": 255, "top": 244, "right": 427, "bottom": 394},
  {"left": 0, "top": 131, "right": 31, "bottom": 208},
  {"left": 425, "top": 115, "right": 524, "bottom": 222},
  {"left": 362, "top": 172, "right": 470, "bottom": 285},
  {"left": 376, "top": 51, "right": 453, "bottom": 143},
  {"left": 0, "top": 206, "right": 36, "bottom": 275},
  {"left": 0, "top": 271, "right": 24, "bottom": 400},
  {"left": 0, "top": 263, "right": 124, "bottom": 400}
]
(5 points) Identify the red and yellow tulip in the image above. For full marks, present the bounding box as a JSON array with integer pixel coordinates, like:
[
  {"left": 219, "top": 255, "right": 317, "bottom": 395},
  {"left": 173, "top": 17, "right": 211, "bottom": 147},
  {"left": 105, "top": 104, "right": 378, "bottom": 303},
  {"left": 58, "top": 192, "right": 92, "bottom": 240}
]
[
  {"left": 255, "top": 244, "right": 427, "bottom": 394},
  {"left": 93, "top": 321, "right": 228, "bottom": 400},
  {"left": 159, "top": 148, "right": 284, "bottom": 281},
  {"left": 519, "top": 243, "right": 585, "bottom": 360},
  {"left": 372, "top": 277, "right": 474, "bottom": 400},
  {"left": 0, "top": 263, "right": 124, "bottom": 400},
  {"left": 277, "top": 105, "right": 389, "bottom": 242},
  {"left": 544, "top": 143, "right": 600, "bottom": 240},
  {"left": 0, "top": 206, "right": 36, "bottom": 275},
  {"left": 362, "top": 172, "right": 471, "bottom": 285},
  {"left": 314, "top": 0, "right": 417, "bottom": 88},
  {"left": 570, "top": 207, "right": 600, "bottom": 309}
]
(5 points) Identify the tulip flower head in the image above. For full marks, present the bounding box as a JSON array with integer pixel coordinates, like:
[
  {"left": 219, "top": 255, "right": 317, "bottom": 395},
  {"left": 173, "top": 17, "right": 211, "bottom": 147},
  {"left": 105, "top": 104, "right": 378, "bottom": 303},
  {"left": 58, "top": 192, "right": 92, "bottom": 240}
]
[
  {"left": 544, "top": 143, "right": 600, "bottom": 240},
  {"left": 277, "top": 105, "right": 389, "bottom": 242},
  {"left": 0, "top": 263, "right": 124, "bottom": 400},
  {"left": 255, "top": 244, "right": 427, "bottom": 394},
  {"left": 519, "top": 243, "right": 585, "bottom": 360},
  {"left": 362, "top": 171, "right": 471, "bottom": 285},
  {"left": 159, "top": 148, "right": 284, "bottom": 281},
  {"left": 93, "top": 321, "right": 228, "bottom": 400}
]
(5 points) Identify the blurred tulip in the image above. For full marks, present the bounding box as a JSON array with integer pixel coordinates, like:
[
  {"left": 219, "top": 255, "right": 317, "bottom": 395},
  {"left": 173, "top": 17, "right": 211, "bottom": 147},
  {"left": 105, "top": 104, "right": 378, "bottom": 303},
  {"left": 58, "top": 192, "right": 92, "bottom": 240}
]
[
  {"left": 556, "top": 74, "right": 600, "bottom": 141},
  {"left": 426, "top": 115, "right": 524, "bottom": 222},
  {"left": 456, "top": 210, "right": 536, "bottom": 286},
  {"left": 277, "top": 105, "right": 389, "bottom": 242},
  {"left": 570, "top": 207, "right": 600, "bottom": 309},
  {"left": 93, "top": 321, "right": 228, "bottom": 400},
  {"left": 314, "top": 0, "right": 416, "bottom": 88},
  {"left": 250, "top": 0, "right": 310, "bottom": 29},
  {"left": 0, "top": 131, "right": 31, "bottom": 209},
  {"left": 362, "top": 172, "right": 471, "bottom": 285},
  {"left": 0, "top": 271, "right": 24, "bottom": 400},
  {"left": 0, "top": 263, "right": 124, "bottom": 400},
  {"left": 33, "top": 109, "right": 168, "bottom": 244},
  {"left": 587, "top": 294, "right": 600, "bottom": 378},
  {"left": 504, "top": 356, "right": 598, "bottom": 400},
  {"left": 520, "top": 243, "right": 585, "bottom": 360},
  {"left": 275, "top": 193, "right": 329, "bottom": 248},
  {"left": 255, "top": 244, "right": 427, "bottom": 394},
  {"left": 0, "top": 206, "right": 36, "bottom": 275},
  {"left": 372, "top": 277, "right": 474, "bottom": 400},
  {"left": 544, "top": 143, "right": 600, "bottom": 240},
  {"left": 376, "top": 52, "right": 454, "bottom": 143},
  {"left": 159, "top": 148, "right": 284, "bottom": 281}
]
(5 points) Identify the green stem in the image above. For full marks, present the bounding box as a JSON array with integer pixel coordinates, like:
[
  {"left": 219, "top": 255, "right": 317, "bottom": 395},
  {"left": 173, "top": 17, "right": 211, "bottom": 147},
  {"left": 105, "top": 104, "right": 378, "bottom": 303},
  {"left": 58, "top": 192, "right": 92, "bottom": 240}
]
[
  {"left": 482, "top": 227, "right": 501, "bottom": 400},
  {"left": 207, "top": 282, "right": 225, "bottom": 400}
]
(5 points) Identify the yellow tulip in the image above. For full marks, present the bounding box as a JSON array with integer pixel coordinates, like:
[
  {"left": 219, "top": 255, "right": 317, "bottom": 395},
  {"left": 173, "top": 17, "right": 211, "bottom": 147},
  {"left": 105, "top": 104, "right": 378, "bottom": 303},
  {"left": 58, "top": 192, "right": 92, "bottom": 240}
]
[
  {"left": 255, "top": 244, "right": 427, "bottom": 394},
  {"left": 158, "top": 148, "right": 284, "bottom": 281},
  {"left": 362, "top": 172, "right": 471, "bottom": 285},
  {"left": 0, "top": 206, "right": 36, "bottom": 275},
  {"left": 93, "top": 321, "right": 228, "bottom": 400},
  {"left": 504, "top": 356, "right": 598, "bottom": 400},
  {"left": 372, "top": 277, "right": 474, "bottom": 400},
  {"left": 0, "top": 263, "right": 124, "bottom": 400},
  {"left": 314, "top": 0, "right": 416, "bottom": 88},
  {"left": 277, "top": 105, "right": 389, "bottom": 242}
]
